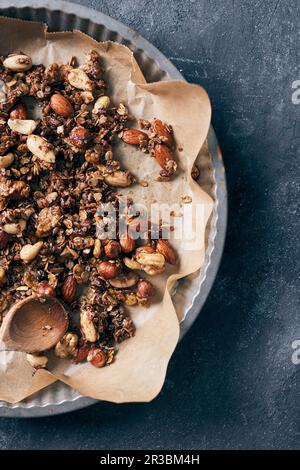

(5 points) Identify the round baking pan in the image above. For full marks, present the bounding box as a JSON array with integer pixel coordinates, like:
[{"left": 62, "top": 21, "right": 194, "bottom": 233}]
[{"left": 0, "top": 0, "right": 227, "bottom": 417}]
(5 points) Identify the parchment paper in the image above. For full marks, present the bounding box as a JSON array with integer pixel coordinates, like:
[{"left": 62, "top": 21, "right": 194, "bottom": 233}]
[{"left": 0, "top": 17, "right": 213, "bottom": 403}]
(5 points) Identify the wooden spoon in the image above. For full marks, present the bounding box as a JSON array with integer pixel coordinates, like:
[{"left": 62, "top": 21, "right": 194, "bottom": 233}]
[{"left": 0, "top": 295, "right": 69, "bottom": 354}]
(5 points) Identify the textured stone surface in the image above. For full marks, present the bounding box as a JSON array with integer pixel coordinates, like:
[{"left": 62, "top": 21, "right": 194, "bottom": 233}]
[{"left": 0, "top": 0, "right": 299, "bottom": 450}]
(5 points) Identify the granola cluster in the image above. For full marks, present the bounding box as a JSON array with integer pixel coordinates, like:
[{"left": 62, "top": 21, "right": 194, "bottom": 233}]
[{"left": 0, "top": 51, "right": 178, "bottom": 369}]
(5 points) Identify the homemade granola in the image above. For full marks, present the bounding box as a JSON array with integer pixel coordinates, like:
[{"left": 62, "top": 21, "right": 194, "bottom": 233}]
[{"left": 0, "top": 50, "right": 178, "bottom": 369}]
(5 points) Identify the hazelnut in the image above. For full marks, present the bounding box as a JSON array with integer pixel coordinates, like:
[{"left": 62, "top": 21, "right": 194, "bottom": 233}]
[
  {"left": 98, "top": 261, "right": 120, "bottom": 279},
  {"left": 9, "top": 102, "right": 28, "bottom": 120},
  {"left": 119, "top": 235, "right": 135, "bottom": 254},
  {"left": 104, "top": 240, "right": 121, "bottom": 258},
  {"left": 136, "top": 279, "right": 156, "bottom": 299},
  {"left": 67, "top": 126, "right": 90, "bottom": 148},
  {"left": 36, "top": 282, "right": 56, "bottom": 297},
  {"left": 87, "top": 347, "right": 107, "bottom": 368}
]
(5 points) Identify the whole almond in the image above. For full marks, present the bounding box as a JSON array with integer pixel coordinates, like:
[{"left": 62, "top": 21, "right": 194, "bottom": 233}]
[
  {"left": 67, "top": 68, "right": 94, "bottom": 91},
  {"left": 122, "top": 128, "right": 148, "bottom": 145},
  {"left": 67, "top": 126, "right": 90, "bottom": 148},
  {"left": 0, "top": 230, "right": 9, "bottom": 250},
  {"left": 0, "top": 152, "right": 14, "bottom": 169},
  {"left": 27, "top": 135, "right": 56, "bottom": 163},
  {"left": 87, "top": 347, "right": 107, "bottom": 368},
  {"left": 50, "top": 93, "right": 74, "bottom": 117},
  {"left": 98, "top": 261, "right": 120, "bottom": 279},
  {"left": 9, "top": 102, "right": 28, "bottom": 120},
  {"left": 62, "top": 275, "right": 77, "bottom": 303},
  {"left": 156, "top": 239, "right": 177, "bottom": 265},
  {"left": 8, "top": 119, "right": 37, "bottom": 135},
  {"left": 119, "top": 235, "right": 135, "bottom": 254},
  {"left": 3, "top": 54, "right": 32, "bottom": 72},
  {"left": 151, "top": 118, "right": 173, "bottom": 147},
  {"left": 154, "top": 144, "right": 177, "bottom": 176}
]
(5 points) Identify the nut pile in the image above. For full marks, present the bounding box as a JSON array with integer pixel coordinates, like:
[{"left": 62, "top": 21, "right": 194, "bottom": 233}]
[{"left": 0, "top": 50, "right": 178, "bottom": 370}]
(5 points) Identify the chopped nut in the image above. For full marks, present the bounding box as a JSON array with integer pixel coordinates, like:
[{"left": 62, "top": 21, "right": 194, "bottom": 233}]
[
  {"left": 3, "top": 219, "right": 26, "bottom": 235},
  {"left": 36, "top": 206, "right": 61, "bottom": 237},
  {"left": 26, "top": 354, "right": 48, "bottom": 369},
  {"left": 67, "top": 68, "right": 94, "bottom": 91},
  {"left": 87, "top": 347, "right": 107, "bottom": 368},
  {"left": 3, "top": 54, "right": 32, "bottom": 72},
  {"left": 104, "top": 170, "right": 135, "bottom": 187},
  {"left": 8, "top": 119, "right": 37, "bottom": 135},
  {"left": 27, "top": 135, "right": 56, "bottom": 163},
  {"left": 0, "top": 153, "right": 14, "bottom": 169},
  {"left": 181, "top": 194, "right": 192, "bottom": 204},
  {"left": 93, "top": 95, "right": 110, "bottom": 113},
  {"left": 80, "top": 307, "right": 99, "bottom": 343},
  {"left": 20, "top": 242, "right": 43, "bottom": 262},
  {"left": 54, "top": 332, "right": 78, "bottom": 359},
  {"left": 93, "top": 239, "right": 102, "bottom": 258},
  {"left": 108, "top": 271, "right": 139, "bottom": 289}
]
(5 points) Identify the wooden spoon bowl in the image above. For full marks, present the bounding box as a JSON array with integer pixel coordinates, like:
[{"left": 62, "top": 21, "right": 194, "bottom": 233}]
[{"left": 0, "top": 295, "right": 69, "bottom": 354}]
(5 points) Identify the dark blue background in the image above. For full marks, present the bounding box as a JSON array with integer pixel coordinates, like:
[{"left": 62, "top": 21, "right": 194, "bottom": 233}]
[{"left": 0, "top": 0, "right": 299, "bottom": 450}]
